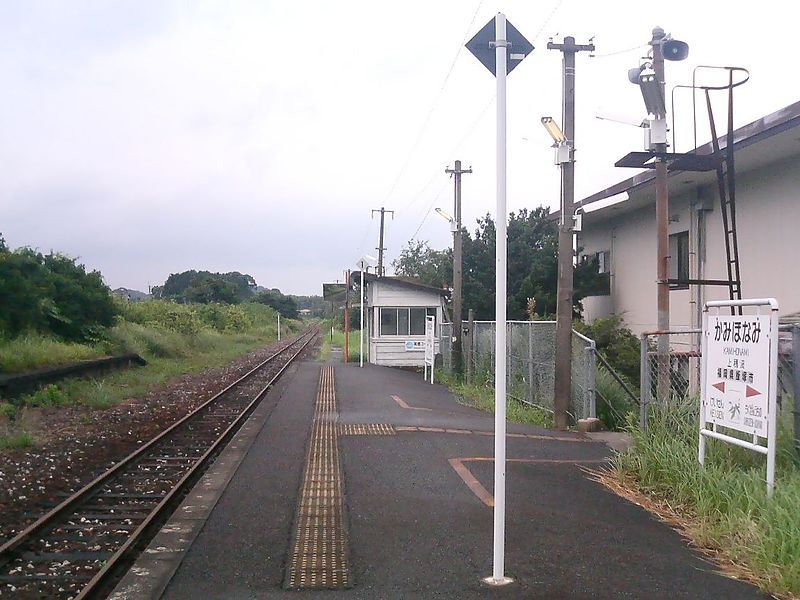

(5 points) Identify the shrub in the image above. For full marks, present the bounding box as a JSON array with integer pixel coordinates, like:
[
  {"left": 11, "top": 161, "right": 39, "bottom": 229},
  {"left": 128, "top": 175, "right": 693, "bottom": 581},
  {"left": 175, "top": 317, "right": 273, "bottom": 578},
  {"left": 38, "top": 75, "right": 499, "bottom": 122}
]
[
  {"left": 0, "top": 245, "right": 117, "bottom": 342},
  {"left": 21, "top": 384, "right": 68, "bottom": 407},
  {"left": 0, "top": 402, "right": 17, "bottom": 421},
  {"left": 576, "top": 315, "right": 641, "bottom": 386}
]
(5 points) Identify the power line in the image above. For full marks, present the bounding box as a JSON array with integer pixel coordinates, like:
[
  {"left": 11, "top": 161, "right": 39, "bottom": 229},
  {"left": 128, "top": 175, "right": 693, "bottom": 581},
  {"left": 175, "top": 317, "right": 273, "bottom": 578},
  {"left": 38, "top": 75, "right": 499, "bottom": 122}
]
[
  {"left": 381, "top": 0, "right": 485, "bottom": 204},
  {"left": 590, "top": 43, "right": 647, "bottom": 58},
  {"left": 409, "top": 180, "right": 449, "bottom": 242}
]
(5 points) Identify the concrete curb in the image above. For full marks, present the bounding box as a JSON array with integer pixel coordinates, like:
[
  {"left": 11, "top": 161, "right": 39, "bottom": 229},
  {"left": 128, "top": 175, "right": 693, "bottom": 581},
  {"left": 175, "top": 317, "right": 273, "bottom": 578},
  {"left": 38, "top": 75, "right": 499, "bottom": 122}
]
[{"left": 108, "top": 363, "right": 299, "bottom": 600}]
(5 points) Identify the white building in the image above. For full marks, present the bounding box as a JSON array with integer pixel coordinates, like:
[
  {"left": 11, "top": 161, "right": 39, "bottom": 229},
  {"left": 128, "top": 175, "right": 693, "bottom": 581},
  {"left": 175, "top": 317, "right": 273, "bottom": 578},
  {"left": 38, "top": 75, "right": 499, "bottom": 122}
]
[
  {"left": 359, "top": 274, "right": 448, "bottom": 367},
  {"left": 578, "top": 100, "right": 800, "bottom": 334}
]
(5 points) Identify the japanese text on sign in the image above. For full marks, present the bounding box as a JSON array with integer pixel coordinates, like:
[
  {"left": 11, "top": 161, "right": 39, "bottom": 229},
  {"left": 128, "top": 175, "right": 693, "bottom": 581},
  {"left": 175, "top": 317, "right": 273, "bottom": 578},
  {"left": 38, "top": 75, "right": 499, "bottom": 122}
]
[{"left": 703, "top": 315, "right": 771, "bottom": 437}]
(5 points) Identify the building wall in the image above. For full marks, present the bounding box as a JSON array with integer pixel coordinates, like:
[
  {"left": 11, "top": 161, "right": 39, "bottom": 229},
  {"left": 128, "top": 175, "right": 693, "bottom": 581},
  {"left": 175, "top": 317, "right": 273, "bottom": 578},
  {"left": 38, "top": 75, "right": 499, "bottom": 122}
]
[
  {"left": 580, "top": 154, "right": 800, "bottom": 335},
  {"left": 366, "top": 280, "right": 445, "bottom": 367}
]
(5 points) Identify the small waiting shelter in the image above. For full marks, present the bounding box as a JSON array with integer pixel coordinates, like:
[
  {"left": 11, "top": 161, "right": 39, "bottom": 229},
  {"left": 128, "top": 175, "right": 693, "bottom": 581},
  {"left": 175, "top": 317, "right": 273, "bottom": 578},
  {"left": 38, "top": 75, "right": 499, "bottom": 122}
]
[{"left": 358, "top": 273, "right": 448, "bottom": 367}]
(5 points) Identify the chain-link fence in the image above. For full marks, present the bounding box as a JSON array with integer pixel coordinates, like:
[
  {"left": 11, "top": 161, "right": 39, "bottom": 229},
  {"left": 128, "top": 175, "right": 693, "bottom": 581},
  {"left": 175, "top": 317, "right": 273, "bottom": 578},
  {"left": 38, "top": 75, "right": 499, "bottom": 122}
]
[
  {"left": 640, "top": 325, "right": 798, "bottom": 448},
  {"left": 440, "top": 321, "right": 596, "bottom": 421},
  {"left": 639, "top": 330, "right": 702, "bottom": 430}
]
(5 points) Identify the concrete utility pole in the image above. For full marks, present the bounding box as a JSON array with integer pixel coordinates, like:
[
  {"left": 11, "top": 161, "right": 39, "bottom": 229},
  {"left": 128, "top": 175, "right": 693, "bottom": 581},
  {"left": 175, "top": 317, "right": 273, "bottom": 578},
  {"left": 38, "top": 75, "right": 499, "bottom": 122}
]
[
  {"left": 652, "top": 26, "right": 671, "bottom": 403},
  {"left": 372, "top": 207, "right": 394, "bottom": 277},
  {"left": 548, "top": 36, "right": 594, "bottom": 430},
  {"left": 445, "top": 160, "right": 472, "bottom": 374}
]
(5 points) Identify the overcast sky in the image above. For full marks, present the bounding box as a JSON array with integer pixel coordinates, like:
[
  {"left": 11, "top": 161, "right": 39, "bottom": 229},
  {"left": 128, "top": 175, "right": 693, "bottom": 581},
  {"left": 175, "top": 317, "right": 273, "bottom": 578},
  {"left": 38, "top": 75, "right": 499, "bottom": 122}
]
[{"left": 1, "top": 1, "right": 796, "bottom": 295}]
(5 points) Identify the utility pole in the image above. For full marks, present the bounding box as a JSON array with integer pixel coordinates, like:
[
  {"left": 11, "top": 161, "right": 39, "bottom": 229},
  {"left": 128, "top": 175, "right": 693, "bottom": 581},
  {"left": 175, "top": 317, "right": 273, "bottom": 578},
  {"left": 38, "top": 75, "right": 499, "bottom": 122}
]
[
  {"left": 651, "top": 26, "right": 671, "bottom": 403},
  {"left": 548, "top": 35, "right": 594, "bottom": 430},
  {"left": 372, "top": 207, "right": 394, "bottom": 277},
  {"left": 445, "top": 160, "right": 472, "bottom": 374}
]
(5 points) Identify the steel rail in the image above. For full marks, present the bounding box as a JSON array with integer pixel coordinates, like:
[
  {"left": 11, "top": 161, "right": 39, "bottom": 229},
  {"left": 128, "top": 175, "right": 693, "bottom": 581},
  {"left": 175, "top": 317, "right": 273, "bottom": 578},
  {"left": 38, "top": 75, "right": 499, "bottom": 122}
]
[{"left": 0, "top": 327, "right": 318, "bottom": 599}]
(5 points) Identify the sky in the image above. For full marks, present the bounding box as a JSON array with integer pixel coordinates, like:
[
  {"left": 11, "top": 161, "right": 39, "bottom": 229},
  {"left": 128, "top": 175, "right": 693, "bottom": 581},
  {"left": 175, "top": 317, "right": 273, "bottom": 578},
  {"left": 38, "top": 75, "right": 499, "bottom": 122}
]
[{"left": 1, "top": 0, "right": 797, "bottom": 295}]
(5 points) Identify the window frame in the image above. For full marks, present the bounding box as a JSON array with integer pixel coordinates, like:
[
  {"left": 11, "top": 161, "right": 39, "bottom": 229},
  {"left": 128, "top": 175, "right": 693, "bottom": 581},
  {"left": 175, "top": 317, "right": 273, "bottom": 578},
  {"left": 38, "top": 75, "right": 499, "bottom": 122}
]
[{"left": 378, "top": 307, "right": 437, "bottom": 337}]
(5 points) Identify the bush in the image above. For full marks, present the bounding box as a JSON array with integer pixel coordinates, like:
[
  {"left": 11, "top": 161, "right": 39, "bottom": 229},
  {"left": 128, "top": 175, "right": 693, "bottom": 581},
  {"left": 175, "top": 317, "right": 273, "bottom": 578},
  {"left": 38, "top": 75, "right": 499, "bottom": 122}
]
[
  {"left": 0, "top": 244, "right": 117, "bottom": 342},
  {"left": 576, "top": 315, "right": 640, "bottom": 386},
  {"left": 0, "top": 402, "right": 17, "bottom": 421},
  {"left": 20, "top": 384, "right": 68, "bottom": 407},
  {"left": 107, "top": 322, "right": 188, "bottom": 358}
]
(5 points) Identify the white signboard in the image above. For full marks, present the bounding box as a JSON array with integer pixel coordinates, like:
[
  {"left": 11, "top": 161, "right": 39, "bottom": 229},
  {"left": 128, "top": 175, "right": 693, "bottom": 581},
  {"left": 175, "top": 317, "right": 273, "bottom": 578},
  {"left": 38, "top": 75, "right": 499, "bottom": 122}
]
[
  {"left": 699, "top": 298, "right": 779, "bottom": 495},
  {"left": 424, "top": 315, "right": 435, "bottom": 384},
  {"left": 703, "top": 314, "right": 771, "bottom": 436}
]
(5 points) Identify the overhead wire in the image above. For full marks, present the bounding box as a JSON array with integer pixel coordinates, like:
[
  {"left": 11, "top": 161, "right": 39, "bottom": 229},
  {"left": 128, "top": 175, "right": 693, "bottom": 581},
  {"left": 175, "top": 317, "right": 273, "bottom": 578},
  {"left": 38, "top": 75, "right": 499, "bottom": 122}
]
[{"left": 382, "top": 0, "right": 485, "bottom": 207}]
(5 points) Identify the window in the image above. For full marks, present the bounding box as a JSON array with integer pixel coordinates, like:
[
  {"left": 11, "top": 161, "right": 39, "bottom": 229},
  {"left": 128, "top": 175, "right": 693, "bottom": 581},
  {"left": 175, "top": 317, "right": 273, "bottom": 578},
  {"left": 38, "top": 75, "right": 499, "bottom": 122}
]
[
  {"left": 380, "top": 308, "right": 398, "bottom": 336},
  {"left": 669, "top": 231, "right": 690, "bottom": 289},
  {"left": 595, "top": 250, "right": 611, "bottom": 274},
  {"left": 409, "top": 308, "right": 426, "bottom": 335},
  {"left": 379, "top": 308, "right": 436, "bottom": 336}
]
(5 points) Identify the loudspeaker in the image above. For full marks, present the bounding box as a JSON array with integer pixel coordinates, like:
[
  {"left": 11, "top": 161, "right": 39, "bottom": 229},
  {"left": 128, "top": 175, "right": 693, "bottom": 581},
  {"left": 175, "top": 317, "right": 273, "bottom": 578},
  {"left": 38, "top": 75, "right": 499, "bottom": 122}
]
[{"left": 662, "top": 39, "right": 689, "bottom": 61}]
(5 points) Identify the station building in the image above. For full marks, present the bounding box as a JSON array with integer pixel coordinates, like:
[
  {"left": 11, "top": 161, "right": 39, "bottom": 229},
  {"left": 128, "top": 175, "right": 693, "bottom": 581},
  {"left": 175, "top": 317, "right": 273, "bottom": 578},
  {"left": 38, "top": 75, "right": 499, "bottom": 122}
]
[
  {"left": 357, "top": 273, "right": 449, "bottom": 367},
  {"left": 576, "top": 100, "right": 800, "bottom": 334}
]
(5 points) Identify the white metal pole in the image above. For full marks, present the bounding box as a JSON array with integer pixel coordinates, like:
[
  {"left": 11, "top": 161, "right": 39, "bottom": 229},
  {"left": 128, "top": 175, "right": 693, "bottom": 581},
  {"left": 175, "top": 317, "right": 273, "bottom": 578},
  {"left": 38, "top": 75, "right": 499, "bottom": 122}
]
[
  {"left": 698, "top": 306, "right": 708, "bottom": 466},
  {"left": 766, "top": 303, "right": 779, "bottom": 496},
  {"left": 277, "top": 313, "right": 281, "bottom": 341},
  {"left": 491, "top": 12, "right": 510, "bottom": 586},
  {"left": 360, "top": 268, "right": 364, "bottom": 368}
]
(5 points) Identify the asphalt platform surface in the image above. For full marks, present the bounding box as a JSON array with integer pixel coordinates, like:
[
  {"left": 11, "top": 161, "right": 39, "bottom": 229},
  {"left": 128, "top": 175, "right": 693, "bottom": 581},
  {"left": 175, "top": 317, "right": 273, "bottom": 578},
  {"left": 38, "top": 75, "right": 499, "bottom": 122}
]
[{"left": 162, "top": 361, "right": 764, "bottom": 599}]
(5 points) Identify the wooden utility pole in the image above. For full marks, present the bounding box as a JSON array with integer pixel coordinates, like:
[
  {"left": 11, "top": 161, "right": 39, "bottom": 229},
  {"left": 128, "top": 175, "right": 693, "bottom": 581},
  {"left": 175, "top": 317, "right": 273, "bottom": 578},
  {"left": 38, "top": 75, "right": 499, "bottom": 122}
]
[
  {"left": 548, "top": 36, "right": 594, "bottom": 430},
  {"left": 372, "top": 207, "right": 394, "bottom": 277},
  {"left": 445, "top": 160, "right": 472, "bottom": 374}
]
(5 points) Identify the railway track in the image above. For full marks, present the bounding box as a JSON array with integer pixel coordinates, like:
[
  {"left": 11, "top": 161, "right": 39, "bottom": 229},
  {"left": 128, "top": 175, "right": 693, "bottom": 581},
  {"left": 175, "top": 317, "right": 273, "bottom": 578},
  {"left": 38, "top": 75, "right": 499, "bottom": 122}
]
[{"left": 0, "top": 328, "right": 318, "bottom": 599}]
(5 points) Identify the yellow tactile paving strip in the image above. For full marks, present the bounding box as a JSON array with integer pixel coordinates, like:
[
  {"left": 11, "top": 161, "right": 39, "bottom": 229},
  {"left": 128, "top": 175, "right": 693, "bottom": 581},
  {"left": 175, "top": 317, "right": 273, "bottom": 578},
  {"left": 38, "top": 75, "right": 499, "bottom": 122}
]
[
  {"left": 339, "top": 423, "right": 396, "bottom": 436},
  {"left": 285, "top": 366, "right": 351, "bottom": 589}
]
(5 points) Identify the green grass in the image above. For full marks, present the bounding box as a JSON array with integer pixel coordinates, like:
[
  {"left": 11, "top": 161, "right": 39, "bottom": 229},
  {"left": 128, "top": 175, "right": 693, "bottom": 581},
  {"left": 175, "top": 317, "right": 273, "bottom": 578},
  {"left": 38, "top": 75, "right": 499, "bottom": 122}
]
[
  {"left": 0, "top": 306, "right": 305, "bottom": 451},
  {"left": 0, "top": 431, "right": 34, "bottom": 450},
  {"left": 612, "top": 403, "right": 800, "bottom": 597},
  {"left": 0, "top": 334, "right": 104, "bottom": 373},
  {"left": 595, "top": 366, "right": 638, "bottom": 430},
  {"left": 437, "top": 370, "right": 553, "bottom": 428},
  {"left": 320, "top": 327, "right": 363, "bottom": 363}
]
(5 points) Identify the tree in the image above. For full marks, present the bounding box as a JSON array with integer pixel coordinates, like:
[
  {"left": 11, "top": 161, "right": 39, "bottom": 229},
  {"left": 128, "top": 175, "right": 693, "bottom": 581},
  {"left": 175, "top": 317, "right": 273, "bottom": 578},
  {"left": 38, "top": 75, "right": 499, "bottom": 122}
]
[
  {"left": 0, "top": 241, "right": 117, "bottom": 341},
  {"left": 395, "top": 206, "right": 610, "bottom": 321},
  {"left": 392, "top": 241, "right": 452, "bottom": 289},
  {"left": 253, "top": 289, "right": 298, "bottom": 319},
  {"left": 161, "top": 270, "right": 256, "bottom": 304}
]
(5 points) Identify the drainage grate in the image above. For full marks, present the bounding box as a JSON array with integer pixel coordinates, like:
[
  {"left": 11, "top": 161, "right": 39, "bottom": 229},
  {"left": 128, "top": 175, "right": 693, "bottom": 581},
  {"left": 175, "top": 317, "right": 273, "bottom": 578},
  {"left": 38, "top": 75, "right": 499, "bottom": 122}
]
[
  {"left": 339, "top": 423, "right": 396, "bottom": 436},
  {"left": 285, "top": 366, "right": 351, "bottom": 589}
]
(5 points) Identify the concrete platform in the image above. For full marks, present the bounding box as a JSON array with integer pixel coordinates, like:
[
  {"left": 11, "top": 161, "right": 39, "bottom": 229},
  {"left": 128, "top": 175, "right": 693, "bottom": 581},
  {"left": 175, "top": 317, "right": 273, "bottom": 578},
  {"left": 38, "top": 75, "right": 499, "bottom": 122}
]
[{"left": 121, "top": 361, "right": 764, "bottom": 599}]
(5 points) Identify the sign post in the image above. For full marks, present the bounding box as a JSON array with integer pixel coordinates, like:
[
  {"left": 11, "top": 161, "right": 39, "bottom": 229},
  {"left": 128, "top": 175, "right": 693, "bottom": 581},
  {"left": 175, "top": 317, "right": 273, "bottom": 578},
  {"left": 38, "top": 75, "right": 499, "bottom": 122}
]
[
  {"left": 356, "top": 259, "right": 367, "bottom": 368},
  {"left": 466, "top": 13, "right": 532, "bottom": 586},
  {"left": 424, "top": 315, "right": 435, "bottom": 384},
  {"left": 700, "top": 298, "right": 780, "bottom": 496}
]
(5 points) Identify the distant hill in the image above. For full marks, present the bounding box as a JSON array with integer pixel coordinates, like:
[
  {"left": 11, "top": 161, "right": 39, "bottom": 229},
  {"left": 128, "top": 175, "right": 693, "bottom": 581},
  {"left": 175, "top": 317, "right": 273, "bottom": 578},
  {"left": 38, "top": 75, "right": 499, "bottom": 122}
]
[{"left": 113, "top": 287, "right": 150, "bottom": 301}]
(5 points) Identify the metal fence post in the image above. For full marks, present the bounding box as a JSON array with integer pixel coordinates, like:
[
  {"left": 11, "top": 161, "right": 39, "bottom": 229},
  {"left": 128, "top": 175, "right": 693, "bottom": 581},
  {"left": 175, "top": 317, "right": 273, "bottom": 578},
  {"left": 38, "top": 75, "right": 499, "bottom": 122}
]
[
  {"left": 793, "top": 324, "right": 800, "bottom": 454},
  {"left": 585, "top": 343, "right": 597, "bottom": 419},
  {"left": 528, "top": 322, "right": 535, "bottom": 405},
  {"left": 640, "top": 334, "right": 650, "bottom": 431},
  {"left": 466, "top": 309, "right": 475, "bottom": 385}
]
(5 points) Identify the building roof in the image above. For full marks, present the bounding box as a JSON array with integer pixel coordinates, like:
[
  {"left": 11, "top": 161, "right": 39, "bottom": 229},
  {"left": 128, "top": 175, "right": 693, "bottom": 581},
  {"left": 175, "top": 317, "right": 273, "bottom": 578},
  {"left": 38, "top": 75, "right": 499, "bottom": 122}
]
[
  {"left": 358, "top": 272, "right": 449, "bottom": 296},
  {"left": 555, "top": 99, "right": 800, "bottom": 225}
]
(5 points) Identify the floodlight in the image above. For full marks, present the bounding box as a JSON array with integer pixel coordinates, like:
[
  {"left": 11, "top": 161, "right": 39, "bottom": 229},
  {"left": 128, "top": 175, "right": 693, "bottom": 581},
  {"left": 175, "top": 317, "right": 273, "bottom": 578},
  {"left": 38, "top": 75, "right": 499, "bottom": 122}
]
[
  {"left": 435, "top": 208, "right": 457, "bottom": 232},
  {"left": 637, "top": 67, "right": 666, "bottom": 118},
  {"left": 540, "top": 116, "right": 566, "bottom": 144},
  {"left": 435, "top": 207, "right": 454, "bottom": 222}
]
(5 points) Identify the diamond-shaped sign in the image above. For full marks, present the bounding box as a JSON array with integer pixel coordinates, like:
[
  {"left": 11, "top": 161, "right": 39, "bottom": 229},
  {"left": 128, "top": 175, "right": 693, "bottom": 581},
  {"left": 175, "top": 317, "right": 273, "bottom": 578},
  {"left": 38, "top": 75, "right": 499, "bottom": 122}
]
[{"left": 466, "top": 16, "right": 533, "bottom": 77}]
